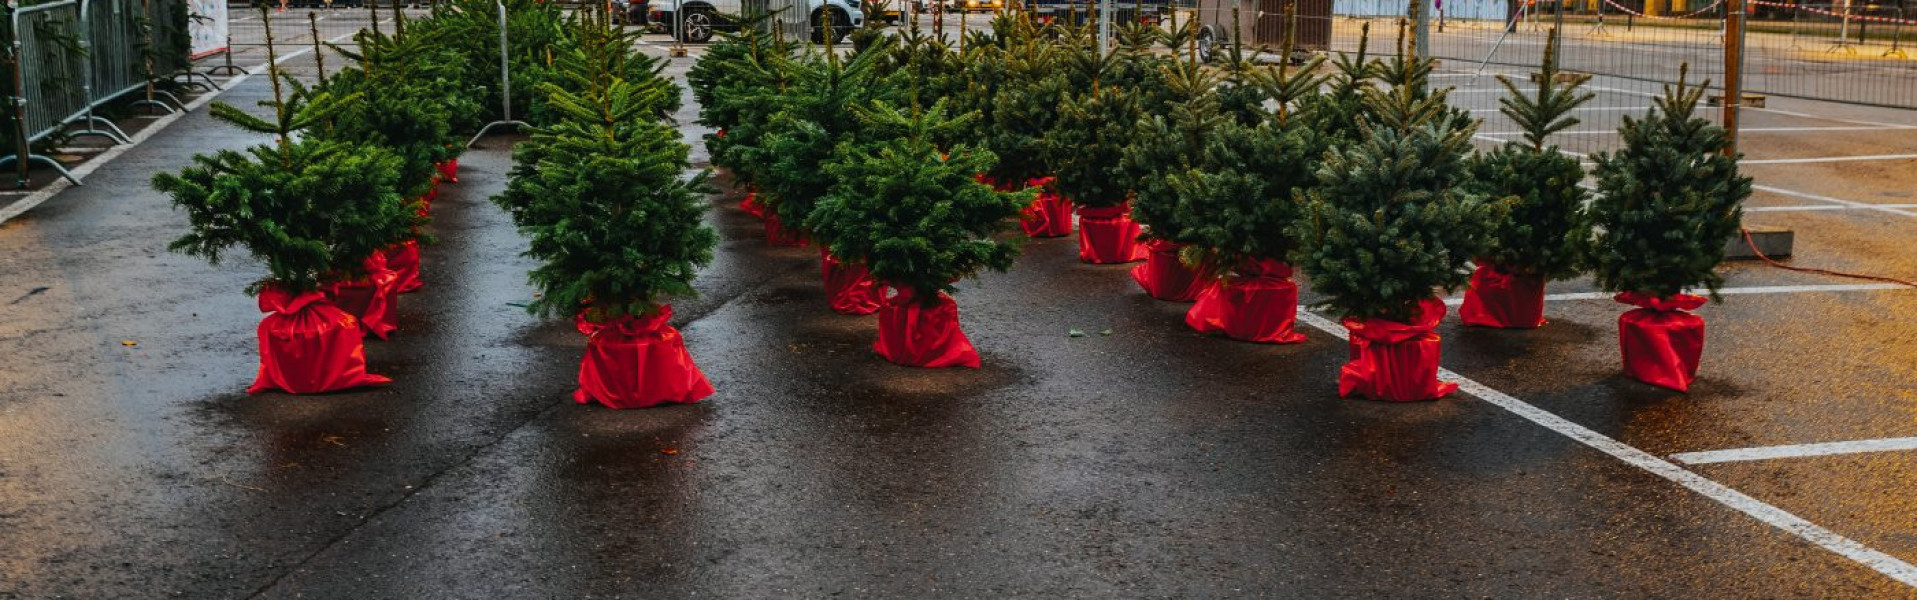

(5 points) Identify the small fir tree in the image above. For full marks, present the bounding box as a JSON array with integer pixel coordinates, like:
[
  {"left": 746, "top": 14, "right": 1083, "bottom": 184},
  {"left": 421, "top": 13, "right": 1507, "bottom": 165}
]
[
  {"left": 1463, "top": 28, "right": 1595, "bottom": 280},
  {"left": 1588, "top": 67, "right": 1751, "bottom": 299},
  {"left": 807, "top": 101, "right": 1028, "bottom": 302},
  {"left": 1290, "top": 54, "right": 1508, "bottom": 322},
  {"left": 968, "top": 18, "right": 1070, "bottom": 186}
]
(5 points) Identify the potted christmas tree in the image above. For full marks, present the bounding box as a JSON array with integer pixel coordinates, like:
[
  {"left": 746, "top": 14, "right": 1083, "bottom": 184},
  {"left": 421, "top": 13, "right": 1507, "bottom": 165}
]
[
  {"left": 808, "top": 101, "right": 1027, "bottom": 368},
  {"left": 1460, "top": 29, "right": 1594, "bottom": 328},
  {"left": 690, "top": 17, "right": 788, "bottom": 220},
  {"left": 1123, "top": 63, "right": 1229, "bottom": 301},
  {"left": 496, "top": 12, "right": 719, "bottom": 409},
  {"left": 1291, "top": 52, "right": 1507, "bottom": 401},
  {"left": 965, "top": 18, "right": 1072, "bottom": 238},
  {"left": 152, "top": 26, "right": 417, "bottom": 394},
  {"left": 1174, "top": 112, "right": 1323, "bottom": 342},
  {"left": 1588, "top": 67, "right": 1751, "bottom": 392},
  {"left": 747, "top": 41, "right": 900, "bottom": 311}
]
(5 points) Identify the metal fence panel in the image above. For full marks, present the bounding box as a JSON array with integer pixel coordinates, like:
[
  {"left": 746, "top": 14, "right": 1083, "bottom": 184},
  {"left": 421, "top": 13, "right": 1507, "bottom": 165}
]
[
  {"left": 17, "top": 0, "right": 90, "bottom": 143},
  {"left": 86, "top": 0, "right": 145, "bottom": 100}
]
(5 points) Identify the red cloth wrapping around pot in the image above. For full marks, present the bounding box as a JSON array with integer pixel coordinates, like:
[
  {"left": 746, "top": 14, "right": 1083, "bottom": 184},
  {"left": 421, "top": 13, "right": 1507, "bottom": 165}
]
[
  {"left": 873, "top": 286, "right": 980, "bottom": 368},
  {"left": 1077, "top": 203, "right": 1147, "bottom": 264},
  {"left": 1185, "top": 258, "right": 1307, "bottom": 344},
  {"left": 324, "top": 253, "right": 401, "bottom": 340},
  {"left": 1339, "top": 298, "right": 1459, "bottom": 402},
  {"left": 740, "top": 189, "right": 767, "bottom": 219},
  {"left": 435, "top": 158, "right": 459, "bottom": 183},
  {"left": 386, "top": 240, "right": 423, "bottom": 294},
  {"left": 821, "top": 248, "right": 883, "bottom": 315},
  {"left": 1131, "top": 240, "right": 1212, "bottom": 302},
  {"left": 1020, "top": 177, "right": 1074, "bottom": 238},
  {"left": 1616, "top": 292, "right": 1707, "bottom": 392},
  {"left": 247, "top": 287, "right": 391, "bottom": 395},
  {"left": 764, "top": 214, "right": 806, "bottom": 247},
  {"left": 1459, "top": 261, "right": 1548, "bottom": 328},
  {"left": 573, "top": 306, "right": 715, "bottom": 409}
]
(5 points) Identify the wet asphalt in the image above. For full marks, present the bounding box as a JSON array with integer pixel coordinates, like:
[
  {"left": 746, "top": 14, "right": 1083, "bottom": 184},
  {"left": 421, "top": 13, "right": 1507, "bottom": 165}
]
[{"left": 0, "top": 41, "right": 1914, "bottom": 599}]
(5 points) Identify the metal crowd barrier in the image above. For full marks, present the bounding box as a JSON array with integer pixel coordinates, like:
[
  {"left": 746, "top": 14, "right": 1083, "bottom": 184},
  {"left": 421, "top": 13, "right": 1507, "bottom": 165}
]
[{"left": 2, "top": 0, "right": 199, "bottom": 188}]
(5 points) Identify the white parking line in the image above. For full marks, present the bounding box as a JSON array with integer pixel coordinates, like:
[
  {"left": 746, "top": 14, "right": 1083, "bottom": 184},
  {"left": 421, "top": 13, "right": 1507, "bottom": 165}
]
[
  {"left": 1477, "top": 125, "right": 1917, "bottom": 136},
  {"left": 1291, "top": 309, "right": 1917, "bottom": 588},
  {"left": 1754, "top": 185, "right": 1917, "bottom": 218},
  {"left": 1745, "top": 154, "right": 1917, "bottom": 165},
  {"left": 1748, "top": 204, "right": 1917, "bottom": 212},
  {"left": 1439, "top": 283, "right": 1909, "bottom": 306},
  {"left": 1671, "top": 437, "right": 1917, "bottom": 465}
]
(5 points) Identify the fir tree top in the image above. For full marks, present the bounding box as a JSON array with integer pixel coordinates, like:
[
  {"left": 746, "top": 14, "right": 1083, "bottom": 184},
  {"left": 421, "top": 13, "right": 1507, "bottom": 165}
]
[
  {"left": 807, "top": 101, "right": 1028, "bottom": 304},
  {"left": 1589, "top": 67, "right": 1751, "bottom": 300}
]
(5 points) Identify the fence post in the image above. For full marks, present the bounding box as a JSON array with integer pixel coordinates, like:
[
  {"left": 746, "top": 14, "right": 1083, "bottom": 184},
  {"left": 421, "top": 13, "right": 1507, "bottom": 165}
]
[
  {"left": 1723, "top": 0, "right": 1744, "bottom": 156},
  {"left": 466, "top": 0, "right": 524, "bottom": 148}
]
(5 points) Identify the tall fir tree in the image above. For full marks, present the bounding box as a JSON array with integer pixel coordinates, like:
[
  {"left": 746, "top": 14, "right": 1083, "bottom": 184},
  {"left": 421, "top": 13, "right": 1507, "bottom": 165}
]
[
  {"left": 1463, "top": 28, "right": 1595, "bottom": 280},
  {"left": 1588, "top": 67, "right": 1751, "bottom": 299},
  {"left": 1290, "top": 50, "right": 1508, "bottom": 322},
  {"left": 494, "top": 10, "right": 715, "bottom": 321}
]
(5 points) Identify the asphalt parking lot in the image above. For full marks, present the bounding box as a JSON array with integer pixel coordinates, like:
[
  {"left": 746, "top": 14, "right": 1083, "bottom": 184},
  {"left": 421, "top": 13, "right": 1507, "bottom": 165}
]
[{"left": 0, "top": 9, "right": 1912, "bottom": 597}]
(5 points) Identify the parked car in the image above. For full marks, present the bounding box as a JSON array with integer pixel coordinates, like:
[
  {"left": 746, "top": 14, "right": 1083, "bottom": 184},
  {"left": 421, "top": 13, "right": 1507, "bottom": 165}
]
[{"left": 650, "top": 0, "right": 862, "bottom": 43}]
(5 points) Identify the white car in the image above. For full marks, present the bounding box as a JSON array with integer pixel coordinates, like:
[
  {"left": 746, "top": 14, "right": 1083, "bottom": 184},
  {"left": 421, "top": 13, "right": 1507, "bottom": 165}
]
[{"left": 648, "top": 0, "right": 863, "bottom": 44}]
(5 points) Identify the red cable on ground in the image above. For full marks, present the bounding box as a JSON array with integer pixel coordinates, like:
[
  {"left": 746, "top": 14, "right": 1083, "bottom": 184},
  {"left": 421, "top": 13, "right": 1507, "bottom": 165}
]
[{"left": 1741, "top": 228, "right": 1917, "bottom": 288}]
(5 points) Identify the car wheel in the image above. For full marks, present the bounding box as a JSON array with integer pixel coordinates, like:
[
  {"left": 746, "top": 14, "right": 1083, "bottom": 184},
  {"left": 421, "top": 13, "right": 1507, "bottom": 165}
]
[
  {"left": 810, "top": 8, "right": 850, "bottom": 44},
  {"left": 1196, "top": 27, "right": 1216, "bottom": 63},
  {"left": 677, "top": 9, "right": 716, "bottom": 43}
]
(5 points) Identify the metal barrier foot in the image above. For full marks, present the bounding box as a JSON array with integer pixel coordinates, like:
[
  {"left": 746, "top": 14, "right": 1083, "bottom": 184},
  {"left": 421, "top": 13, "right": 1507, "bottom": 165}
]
[
  {"left": 0, "top": 154, "right": 83, "bottom": 187},
  {"left": 466, "top": 120, "right": 527, "bottom": 149},
  {"left": 68, "top": 117, "right": 133, "bottom": 145},
  {"left": 175, "top": 72, "right": 221, "bottom": 91}
]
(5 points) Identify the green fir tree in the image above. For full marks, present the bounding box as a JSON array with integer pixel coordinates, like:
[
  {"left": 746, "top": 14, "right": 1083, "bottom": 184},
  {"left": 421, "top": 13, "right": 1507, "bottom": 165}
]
[
  {"left": 494, "top": 13, "right": 715, "bottom": 321},
  {"left": 1462, "top": 28, "right": 1596, "bottom": 279},
  {"left": 1290, "top": 52, "right": 1508, "bottom": 322},
  {"left": 807, "top": 101, "right": 1028, "bottom": 303},
  {"left": 1588, "top": 67, "right": 1752, "bottom": 300}
]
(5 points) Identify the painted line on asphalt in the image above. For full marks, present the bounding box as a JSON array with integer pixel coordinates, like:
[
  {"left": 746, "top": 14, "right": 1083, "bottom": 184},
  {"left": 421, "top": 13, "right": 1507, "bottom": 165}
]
[
  {"left": 1671, "top": 437, "right": 1917, "bottom": 465},
  {"left": 1744, "top": 154, "right": 1917, "bottom": 165},
  {"left": 1290, "top": 308, "right": 1917, "bottom": 588},
  {"left": 1748, "top": 203, "right": 1917, "bottom": 212},
  {"left": 1439, "top": 283, "right": 1909, "bottom": 306},
  {"left": 1754, "top": 184, "right": 1917, "bottom": 218},
  {"left": 1478, "top": 125, "right": 1917, "bottom": 136},
  {"left": 0, "top": 24, "right": 377, "bottom": 226}
]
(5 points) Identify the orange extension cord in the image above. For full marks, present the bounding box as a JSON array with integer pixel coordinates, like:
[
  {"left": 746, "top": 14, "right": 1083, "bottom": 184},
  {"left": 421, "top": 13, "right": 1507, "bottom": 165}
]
[{"left": 1740, "top": 228, "right": 1917, "bottom": 289}]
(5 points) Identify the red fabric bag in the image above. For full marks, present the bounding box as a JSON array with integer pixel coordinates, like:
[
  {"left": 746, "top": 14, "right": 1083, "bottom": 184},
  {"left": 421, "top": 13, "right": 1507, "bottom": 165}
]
[
  {"left": 873, "top": 286, "right": 981, "bottom": 368},
  {"left": 385, "top": 240, "right": 423, "bottom": 294},
  {"left": 1077, "top": 203, "right": 1147, "bottom": 264},
  {"left": 1339, "top": 298, "right": 1459, "bottom": 402},
  {"left": 821, "top": 248, "right": 883, "bottom": 315},
  {"left": 764, "top": 214, "right": 806, "bottom": 247},
  {"left": 435, "top": 158, "right": 459, "bottom": 183},
  {"left": 1616, "top": 292, "right": 1707, "bottom": 392},
  {"left": 739, "top": 188, "right": 767, "bottom": 219},
  {"left": 1020, "top": 177, "right": 1074, "bottom": 238},
  {"left": 573, "top": 306, "right": 715, "bottom": 409},
  {"left": 324, "top": 253, "right": 401, "bottom": 340},
  {"left": 1131, "top": 240, "right": 1211, "bottom": 301},
  {"left": 247, "top": 286, "right": 392, "bottom": 395},
  {"left": 1185, "top": 258, "right": 1307, "bottom": 344},
  {"left": 1459, "top": 261, "right": 1548, "bottom": 328}
]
